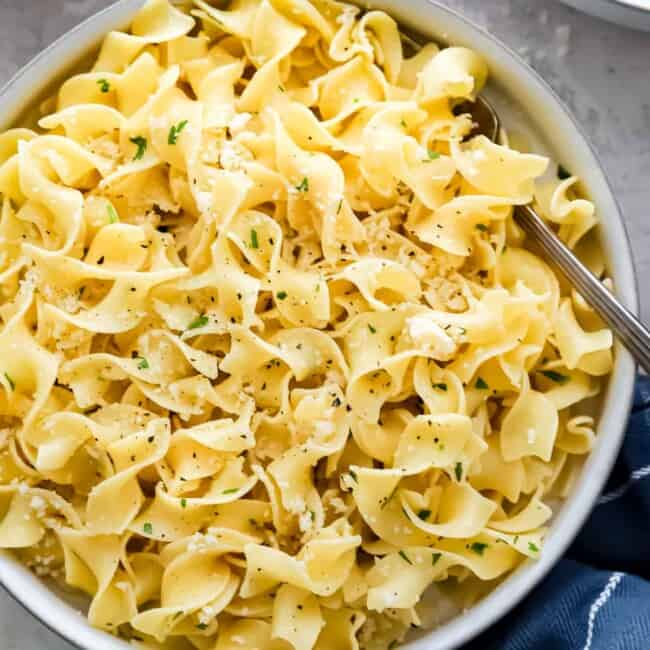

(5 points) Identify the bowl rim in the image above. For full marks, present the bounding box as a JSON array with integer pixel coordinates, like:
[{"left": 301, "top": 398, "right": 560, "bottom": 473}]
[
  {"left": 0, "top": 1, "right": 638, "bottom": 649},
  {"left": 558, "top": 0, "right": 650, "bottom": 30},
  {"left": 611, "top": 0, "right": 650, "bottom": 12}
]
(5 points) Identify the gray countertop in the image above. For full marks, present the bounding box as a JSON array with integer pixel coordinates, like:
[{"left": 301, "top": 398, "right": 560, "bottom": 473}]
[{"left": 0, "top": 1, "right": 649, "bottom": 648}]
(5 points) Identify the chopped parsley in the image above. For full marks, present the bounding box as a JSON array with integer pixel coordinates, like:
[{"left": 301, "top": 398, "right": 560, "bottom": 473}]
[
  {"left": 528, "top": 542, "right": 540, "bottom": 553},
  {"left": 368, "top": 324, "right": 377, "bottom": 334},
  {"left": 278, "top": 84, "right": 286, "bottom": 92},
  {"left": 432, "top": 382, "right": 447, "bottom": 391},
  {"left": 276, "top": 291, "right": 288, "bottom": 300},
  {"left": 4, "top": 372, "right": 15, "bottom": 391},
  {"left": 295, "top": 177, "right": 309, "bottom": 192},
  {"left": 222, "top": 488, "right": 239, "bottom": 494},
  {"left": 250, "top": 228, "right": 259, "bottom": 249},
  {"left": 348, "top": 469, "right": 358, "bottom": 483},
  {"left": 540, "top": 369, "right": 569, "bottom": 384},
  {"left": 380, "top": 484, "right": 399, "bottom": 509},
  {"left": 431, "top": 552, "right": 441, "bottom": 566},
  {"left": 136, "top": 357, "right": 149, "bottom": 370},
  {"left": 417, "top": 509, "right": 432, "bottom": 521},
  {"left": 107, "top": 204, "right": 119, "bottom": 223},
  {"left": 469, "top": 542, "right": 489, "bottom": 556},
  {"left": 427, "top": 149, "right": 441, "bottom": 160},
  {"left": 195, "top": 623, "right": 208, "bottom": 630},
  {"left": 168, "top": 119, "right": 189, "bottom": 145},
  {"left": 400, "top": 118, "right": 407, "bottom": 129},
  {"left": 475, "top": 377, "right": 489, "bottom": 390},
  {"left": 398, "top": 550, "right": 413, "bottom": 565},
  {"left": 180, "top": 498, "right": 187, "bottom": 508},
  {"left": 337, "top": 199, "right": 343, "bottom": 215},
  {"left": 557, "top": 164, "right": 572, "bottom": 180},
  {"left": 97, "top": 79, "right": 110, "bottom": 93},
  {"left": 187, "top": 314, "right": 209, "bottom": 330},
  {"left": 475, "top": 223, "right": 488, "bottom": 232},
  {"left": 454, "top": 462, "right": 463, "bottom": 482},
  {"left": 389, "top": 641, "right": 399, "bottom": 650},
  {"left": 129, "top": 135, "right": 147, "bottom": 160},
  {"left": 143, "top": 522, "right": 153, "bottom": 535}
]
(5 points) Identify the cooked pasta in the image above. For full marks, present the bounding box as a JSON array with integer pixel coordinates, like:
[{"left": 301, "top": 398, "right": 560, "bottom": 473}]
[{"left": 0, "top": 0, "right": 613, "bottom": 648}]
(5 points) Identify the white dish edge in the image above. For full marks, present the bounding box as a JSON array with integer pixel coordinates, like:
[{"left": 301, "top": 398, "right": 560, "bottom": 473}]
[{"left": 0, "top": 1, "right": 638, "bottom": 648}]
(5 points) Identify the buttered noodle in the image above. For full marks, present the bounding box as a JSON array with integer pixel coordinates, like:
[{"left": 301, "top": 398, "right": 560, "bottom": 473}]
[{"left": 0, "top": 0, "right": 613, "bottom": 648}]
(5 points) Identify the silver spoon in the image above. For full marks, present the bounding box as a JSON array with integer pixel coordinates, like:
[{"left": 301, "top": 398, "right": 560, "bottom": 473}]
[
  {"left": 466, "top": 95, "right": 650, "bottom": 373},
  {"left": 399, "top": 29, "right": 650, "bottom": 372}
]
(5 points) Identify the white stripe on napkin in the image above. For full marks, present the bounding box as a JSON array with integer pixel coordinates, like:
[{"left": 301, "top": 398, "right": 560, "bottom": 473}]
[
  {"left": 598, "top": 464, "right": 650, "bottom": 505},
  {"left": 583, "top": 571, "right": 624, "bottom": 650}
]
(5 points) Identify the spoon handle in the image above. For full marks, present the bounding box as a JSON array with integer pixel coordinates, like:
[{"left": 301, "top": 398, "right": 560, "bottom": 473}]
[{"left": 515, "top": 204, "right": 650, "bottom": 373}]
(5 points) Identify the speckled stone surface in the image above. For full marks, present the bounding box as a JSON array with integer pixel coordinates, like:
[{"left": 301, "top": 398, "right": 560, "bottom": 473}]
[{"left": 0, "top": 1, "right": 648, "bottom": 648}]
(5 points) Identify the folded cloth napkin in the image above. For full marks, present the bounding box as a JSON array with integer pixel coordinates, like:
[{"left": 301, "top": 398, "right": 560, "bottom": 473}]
[{"left": 467, "top": 375, "right": 650, "bottom": 650}]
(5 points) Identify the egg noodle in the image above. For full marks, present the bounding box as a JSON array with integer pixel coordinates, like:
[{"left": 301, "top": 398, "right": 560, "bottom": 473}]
[{"left": 0, "top": 0, "right": 614, "bottom": 648}]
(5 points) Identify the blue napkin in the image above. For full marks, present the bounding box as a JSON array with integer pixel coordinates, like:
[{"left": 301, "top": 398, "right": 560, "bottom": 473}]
[{"left": 467, "top": 375, "right": 650, "bottom": 650}]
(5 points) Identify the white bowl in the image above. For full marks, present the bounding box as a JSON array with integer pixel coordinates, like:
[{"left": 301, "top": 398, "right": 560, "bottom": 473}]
[
  {"left": 0, "top": 1, "right": 638, "bottom": 649},
  {"left": 558, "top": 0, "right": 650, "bottom": 30}
]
